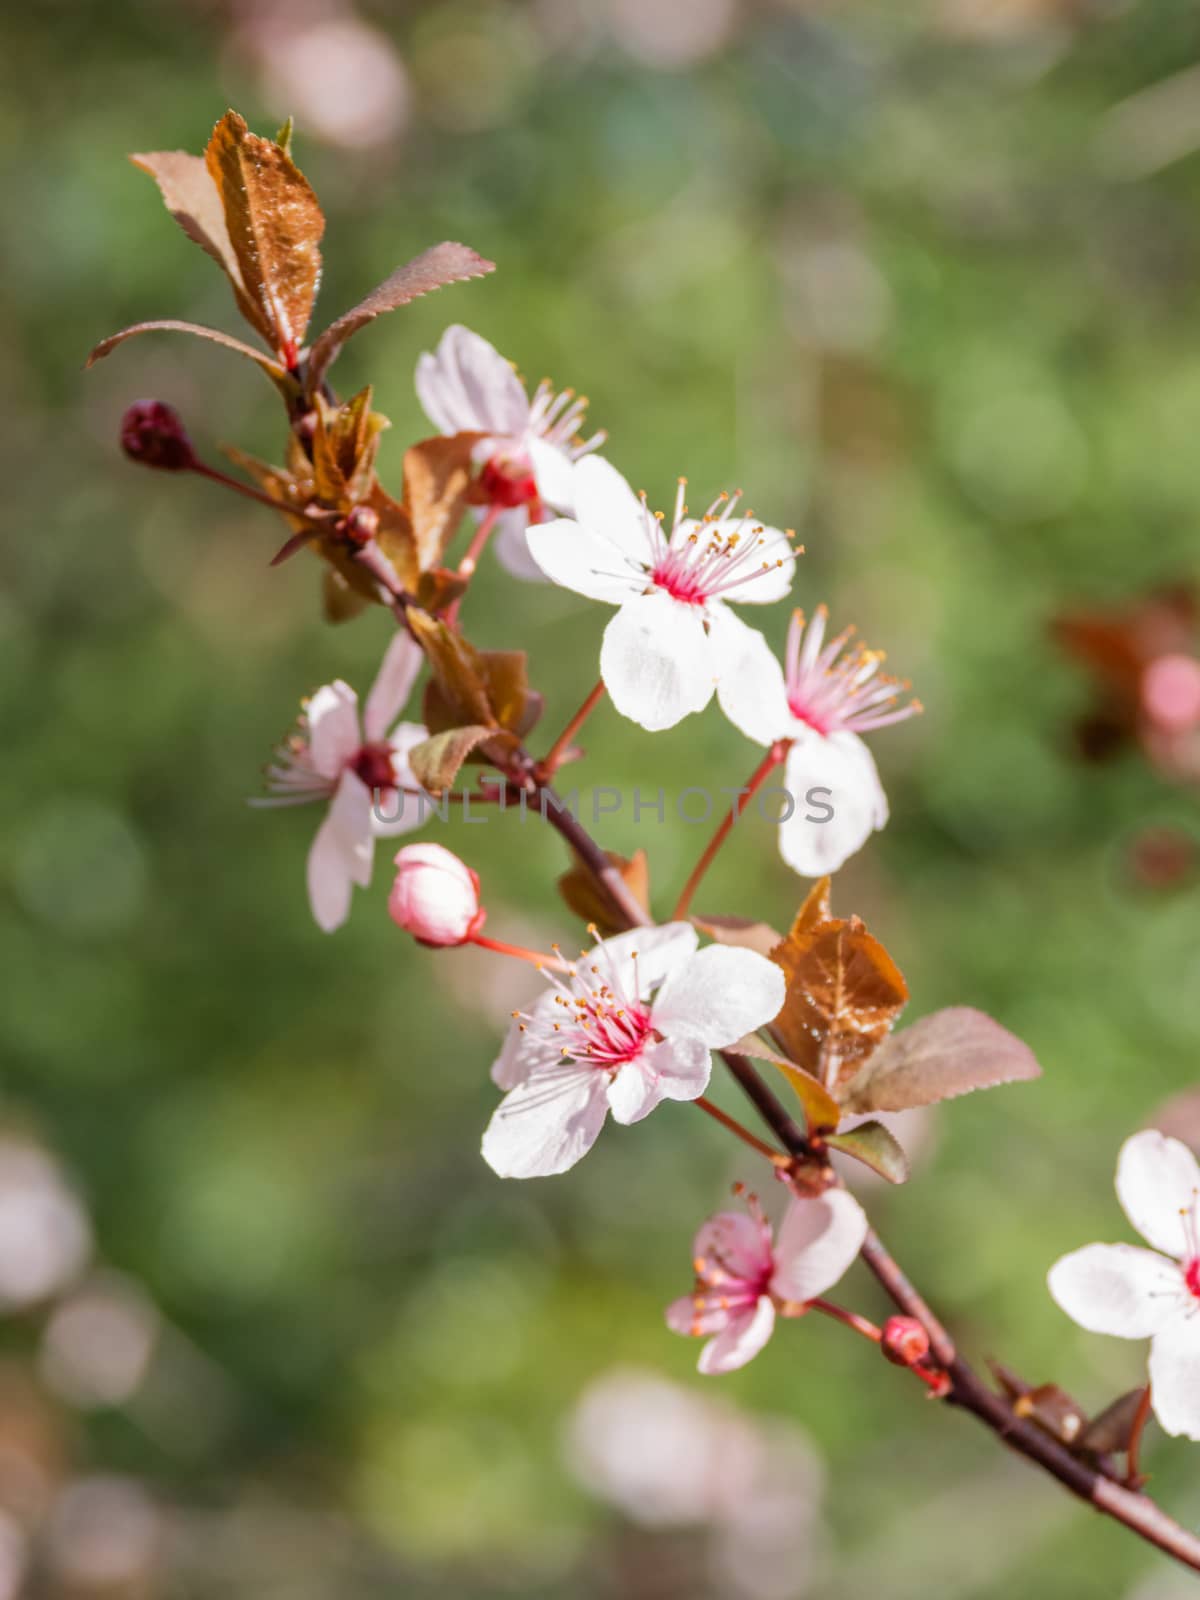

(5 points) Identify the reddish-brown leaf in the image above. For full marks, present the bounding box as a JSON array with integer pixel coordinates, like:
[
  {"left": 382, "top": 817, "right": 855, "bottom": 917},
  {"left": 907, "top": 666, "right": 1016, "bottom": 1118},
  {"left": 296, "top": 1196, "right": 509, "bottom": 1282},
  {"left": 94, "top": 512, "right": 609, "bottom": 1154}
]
[
  {"left": 770, "top": 878, "right": 909, "bottom": 1095},
  {"left": 322, "top": 567, "right": 370, "bottom": 624},
  {"left": 306, "top": 242, "right": 496, "bottom": 392},
  {"left": 204, "top": 111, "right": 325, "bottom": 366},
  {"left": 692, "top": 915, "right": 785, "bottom": 959},
  {"left": 86, "top": 319, "right": 289, "bottom": 386},
  {"left": 838, "top": 1006, "right": 1042, "bottom": 1115},
  {"left": 558, "top": 850, "right": 650, "bottom": 937},
  {"left": 403, "top": 433, "right": 482, "bottom": 572}
]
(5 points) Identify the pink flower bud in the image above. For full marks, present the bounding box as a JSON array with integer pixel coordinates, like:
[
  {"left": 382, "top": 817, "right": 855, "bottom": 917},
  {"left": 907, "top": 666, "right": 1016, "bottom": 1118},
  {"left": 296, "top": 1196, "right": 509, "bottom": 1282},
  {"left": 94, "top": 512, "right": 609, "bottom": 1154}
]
[
  {"left": 389, "top": 844, "right": 484, "bottom": 947},
  {"left": 1141, "top": 653, "right": 1200, "bottom": 735},
  {"left": 880, "top": 1315, "right": 930, "bottom": 1368},
  {"left": 340, "top": 505, "right": 380, "bottom": 545},
  {"left": 120, "top": 400, "right": 197, "bottom": 471}
]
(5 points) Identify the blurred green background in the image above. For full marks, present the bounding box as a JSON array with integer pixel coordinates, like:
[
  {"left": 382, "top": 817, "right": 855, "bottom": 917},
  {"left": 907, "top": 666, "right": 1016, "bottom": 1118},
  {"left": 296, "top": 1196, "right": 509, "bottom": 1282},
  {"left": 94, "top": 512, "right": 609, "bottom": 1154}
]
[{"left": 4, "top": 0, "right": 1200, "bottom": 1595}]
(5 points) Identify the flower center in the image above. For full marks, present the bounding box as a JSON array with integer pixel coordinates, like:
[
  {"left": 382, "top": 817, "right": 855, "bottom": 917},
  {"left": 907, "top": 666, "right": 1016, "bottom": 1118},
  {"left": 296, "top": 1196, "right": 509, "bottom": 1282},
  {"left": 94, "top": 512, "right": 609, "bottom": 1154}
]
[
  {"left": 351, "top": 741, "right": 397, "bottom": 793},
  {"left": 646, "top": 484, "right": 789, "bottom": 608},
  {"left": 481, "top": 454, "right": 540, "bottom": 510},
  {"left": 783, "top": 605, "right": 921, "bottom": 737},
  {"left": 555, "top": 983, "right": 655, "bottom": 1069},
  {"left": 1185, "top": 1257, "right": 1200, "bottom": 1299},
  {"left": 786, "top": 697, "right": 833, "bottom": 737}
]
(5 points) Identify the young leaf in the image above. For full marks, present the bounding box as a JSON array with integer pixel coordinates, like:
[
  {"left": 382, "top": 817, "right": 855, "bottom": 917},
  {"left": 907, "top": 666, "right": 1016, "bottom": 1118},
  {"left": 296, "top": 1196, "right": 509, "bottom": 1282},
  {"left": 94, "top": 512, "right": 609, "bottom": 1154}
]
[
  {"left": 408, "top": 726, "right": 496, "bottom": 794},
  {"left": 415, "top": 567, "right": 469, "bottom": 614},
  {"left": 692, "top": 915, "right": 784, "bottom": 959},
  {"left": 306, "top": 242, "right": 496, "bottom": 393},
  {"left": 368, "top": 483, "right": 419, "bottom": 592},
  {"left": 322, "top": 567, "right": 369, "bottom": 624},
  {"left": 770, "top": 878, "right": 909, "bottom": 1095},
  {"left": 825, "top": 1120, "right": 909, "bottom": 1184},
  {"left": 558, "top": 850, "right": 650, "bottom": 936},
  {"left": 408, "top": 611, "right": 496, "bottom": 729},
  {"left": 1013, "top": 1384, "right": 1088, "bottom": 1446},
  {"left": 87, "top": 320, "right": 289, "bottom": 386},
  {"left": 403, "top": 433, "right": 481, "bottom": 571},
  {"left": 1079, "top": 1389, "right": 1149, "bottom": 1456},
  {"left": 204, "top": 110, "right": 325, "bottom": 367},
  {"left": 478, "top": 650, "right": 542, "bottom": 737},
  {"left": 129, "top": 150, "right": 274, "bottom": 344},
  {"left": 838, "top": 1007, "right": 1042, "bottom": 1115}
]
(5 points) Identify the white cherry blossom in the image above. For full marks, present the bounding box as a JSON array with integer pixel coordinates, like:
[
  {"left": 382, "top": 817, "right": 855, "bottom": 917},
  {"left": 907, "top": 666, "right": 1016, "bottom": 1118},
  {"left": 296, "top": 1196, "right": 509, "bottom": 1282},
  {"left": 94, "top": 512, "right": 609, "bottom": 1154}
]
[
  {"left": 257, "top": 632, "right": 429, "bottom": 933},
  {"left": 524, "top": 460, "right": 797, "bottom": 731},
  {"left": 415, "top": 323, "right": 604, "bottom": 580},
  {"left": 482, "top": 924, "right": 785, "bottom": 1179},
  {"left": 666, "top": 1188, "right": 868, "bottom": 1374},
  {"left": 718, "top": 605, "right": 920, "bottom": 876},
  {"left": 1048, "top": 1129, "right": 1200, "bottom": 1441}
]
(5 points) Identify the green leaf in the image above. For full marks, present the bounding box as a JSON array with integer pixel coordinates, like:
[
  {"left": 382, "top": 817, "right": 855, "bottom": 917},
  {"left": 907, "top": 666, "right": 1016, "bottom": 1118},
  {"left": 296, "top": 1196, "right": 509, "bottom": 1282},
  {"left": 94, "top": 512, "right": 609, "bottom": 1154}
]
[
  {"left": 839, "top": 1007, "right": 1042, "bottom": 1115},
  {"left": 825, "top": 1121, "right": 909, "bottom": 1184},
  {"left": 275, "top": 116, "right": 294, "bottom": 156},
  {"left": 692, "top": 915, "right": 784, "bottom": 958},
  {"left": 408, "top": 726, "right": 495, "bottom": 793},
  {"left": 306, "top": 243, "right": 496, "bottom": 393}
]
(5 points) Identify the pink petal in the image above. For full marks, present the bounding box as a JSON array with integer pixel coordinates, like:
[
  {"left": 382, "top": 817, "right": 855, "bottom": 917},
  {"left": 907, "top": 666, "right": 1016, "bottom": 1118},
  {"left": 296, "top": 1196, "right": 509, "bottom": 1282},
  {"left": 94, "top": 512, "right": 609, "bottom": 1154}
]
[
  {"left": 363, "top": 632, "right": 422, "bottom": 742},
  {"left": 770, "top": 1190, "right": 868, "bottom": 1303},
  {"left": 305, "top": 770, "right": 375, "bottom": 932},
  {"left": 307, "top": 681, "right": 361, "bottom": 780},
  {"left": 698, "top": 1297, "right": 776, "bottom": 1375},
  {"left": 692, "top": 1210, "right": 775, "bottom": 1285},
  {"left": 415, "top": 324, "right": 528, "bottom": 438}
]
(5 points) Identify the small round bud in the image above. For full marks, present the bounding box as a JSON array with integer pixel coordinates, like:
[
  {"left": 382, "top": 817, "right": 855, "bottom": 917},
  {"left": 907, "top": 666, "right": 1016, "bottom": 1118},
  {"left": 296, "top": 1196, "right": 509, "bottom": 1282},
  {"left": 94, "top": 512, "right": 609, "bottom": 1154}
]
[
  {"left": 880, "top": 1315, "right": 930, "bottom": 1368},
  {"left": 120, "top": 400, "right": 197, "bottom": 471},
  {"left": 1142, "top": 653, "right": 1200, "bottom": 736},
  {"left": 389, "top": 843, "right": 484, "bottom": 947},
  {"left": 340, "top": 505, "right": 380, "bottom": 546}
]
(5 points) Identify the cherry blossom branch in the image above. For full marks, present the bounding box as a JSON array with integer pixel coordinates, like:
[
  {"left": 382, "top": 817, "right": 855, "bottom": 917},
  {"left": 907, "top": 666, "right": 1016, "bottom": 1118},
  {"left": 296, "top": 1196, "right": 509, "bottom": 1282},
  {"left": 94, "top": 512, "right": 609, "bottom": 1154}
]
[
  {"left": 693, "top": 1096, "right": 790, "bottom": 1165},
  {"left": 672, "top": 741, "right": 788, "bottom": 920},
  {"left": 538, "top": 678, "right": 607, "bottom": 778},
  {"left": 455, "top": 506, "right": 502, "bottom": 583}
]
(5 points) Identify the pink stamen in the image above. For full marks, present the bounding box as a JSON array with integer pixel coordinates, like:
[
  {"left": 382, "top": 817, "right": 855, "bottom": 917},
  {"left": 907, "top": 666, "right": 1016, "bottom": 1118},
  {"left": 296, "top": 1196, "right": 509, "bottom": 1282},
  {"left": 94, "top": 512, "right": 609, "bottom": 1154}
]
[{"left": 784, "top": 605, "right": 922, "bottom": 737}]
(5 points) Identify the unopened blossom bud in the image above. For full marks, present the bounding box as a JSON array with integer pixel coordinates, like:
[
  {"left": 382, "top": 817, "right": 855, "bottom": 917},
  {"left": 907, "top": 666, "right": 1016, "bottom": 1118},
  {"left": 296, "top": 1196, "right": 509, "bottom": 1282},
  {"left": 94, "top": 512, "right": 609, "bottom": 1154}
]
[
  {"left": 120, "top": 400, "right": 197, "bottom": 471},
  {"left": 1142, "top": 653, "right": 1200, "bottom": 735},
  {"left": 880, "top": 1315, "right": 930, "bottom": 1368},
  {"left": 389, "top": 843, "right": 484, "bottom": 947},
  {"left": 340, "top": 505, "right": 380, "bottom": 545}
]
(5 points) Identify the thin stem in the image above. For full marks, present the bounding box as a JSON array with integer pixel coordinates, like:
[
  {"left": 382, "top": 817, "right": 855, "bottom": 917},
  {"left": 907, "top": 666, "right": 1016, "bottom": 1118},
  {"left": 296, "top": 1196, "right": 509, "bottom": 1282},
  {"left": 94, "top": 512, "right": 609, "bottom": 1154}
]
[
  {"left": 192, "top": 460, "right": 297, "bottom": 515},
  {"left": 456, "top": 506, "right": 501, "bottom": 582},
  {"left": 805, "top": 1297, "right": 883, "bottom": 1342},
  {"left": 693, "top": 1096, "right": 788, "bottom": 1164},
  {"left": 1126, "top": 1385, "right": 1154, "bottom": 1489},
  {"left": 539, "top": 679, "right": 606, "bottom": 777},
  {"left": 672, "top": 741, "right": 788, "bottom": 920},
  {"left": 468, "top": 932, "right": 575, "bottom": 974}
]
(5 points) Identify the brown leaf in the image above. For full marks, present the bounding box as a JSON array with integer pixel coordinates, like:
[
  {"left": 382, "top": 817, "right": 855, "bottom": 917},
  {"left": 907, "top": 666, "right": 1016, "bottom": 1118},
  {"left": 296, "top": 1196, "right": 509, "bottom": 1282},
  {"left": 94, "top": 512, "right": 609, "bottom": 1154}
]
[
  {"left": 204, "top": 110, "right": 325, "bottom": 367},
  {"left": 409, "top": 611, "right": 496, "bottom": 729},
  {"left": 408, "top": 725, "right": 496, "bottom": 794},
  {"left": 87, "top": 319, "right": 289, "bottom": 386},
  {"left": 311, "top": 388, "right": 387, "bottom": 506},
  {"left": 130, "top": 150, "right": 274, "bottom": 344},
  {"left": 322, "top": 567, "right": 369, "bottom": 624},
  {"left": 415, "top": 566, "right": 469, "bottom": 614},
  {"left": 692, "top": 915, "right": 785, "bottom": 959},
  {"left": 558, "top": 850, "right": 650, "bottom": 936},
  {"left": 825, "top": 1120, "right": 909, "bottom": 1184},
  {"left": 726, "top": 1035, "right": 842, "bottom": 1133},
  {"left": 403, "top": 433, "right": 482, "bottom": 572},
  {"left": 1079, "top": 1389, "right": 1149, "bottom": 1456},
  {"left": 1013, "top": 1384, "right": 1088, "bottom": 1446},
  {"left": 479, "top": 650, "right": 542, "bottom": 737},
  {"left": 770, "top": 878, "right": 909, "bottom": 1095},
  {"left": 838, "top": 1007, "right": 1042, "bottom": 1115},
  {"left": 306, "top": 242, "right": 496, "bottom": 393},
  {"left": 368, "top": 483, "right": 419, "bottom": 593}
]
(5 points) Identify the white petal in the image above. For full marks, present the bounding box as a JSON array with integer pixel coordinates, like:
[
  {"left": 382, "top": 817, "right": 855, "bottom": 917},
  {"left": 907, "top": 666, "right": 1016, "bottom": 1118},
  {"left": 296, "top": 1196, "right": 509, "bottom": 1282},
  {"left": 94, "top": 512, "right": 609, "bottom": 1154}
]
[
  {"left": 481, "top": 1067, "right": 610, "bottom": 1178},
  {"left": 1116, "top": 1129, "right": 1200, "bottom": 1259},
  {"left": 698, "top": 1297, "right": 776, "bottom": 1374},
  {"left": 528, "top": 437, "right": 578, "bottom": 513},
  {"left": 607, "top": 1037, "right": 711, "bottom": 1125},
  {"left": 1150, "top": 1316, "right": 1200, "bottom": 1439},
  {"left": 588, "top": 923, "right": 699, "bottom": 1002},
  {"left": 651, "top": 946, "right": 785, "bottom": 1047},
  {"left": 307, "top": 681, "right": 361, "bottom": 780},
  {"left": 692, "top": 1209, "right": 775, "bottom": 1284},
  {"left": 600, "top": 592, "right": 716, "bottom": 732},
  {"left": 572, "top": 455, "right": 654, "bottom": 562},
  {"left": 491, "top": 993, "right": 560, "bottom": 1089},
  {"left": 1047, "top": 1243, "right": 1179, "bottom": 1338},
  {"left": 776, "top": 731, "right": 887, "bottom": 877},
  {"left": 711, "top": 609, "right": 792, "bottom": 747},
  {"left": 305, "top": 770, "right": 375, "bottom": 932},
  {"left": 493, "top": 508, "right": 549, "bottom": 582},
  {"left": 415, "top": 324, "right": 528, "bottom": 438},
  {"left": 769, "top": 1190, "right": 868, "bottom": 1303},
  {"left": 371, "top": 723, "right": 433, "bottom": 839},
  {"left": 525, "top": 518, "right": 642, "bottom": 604},
  {"left": 362, "top": 631, "right": 422, "bottom": 742}
]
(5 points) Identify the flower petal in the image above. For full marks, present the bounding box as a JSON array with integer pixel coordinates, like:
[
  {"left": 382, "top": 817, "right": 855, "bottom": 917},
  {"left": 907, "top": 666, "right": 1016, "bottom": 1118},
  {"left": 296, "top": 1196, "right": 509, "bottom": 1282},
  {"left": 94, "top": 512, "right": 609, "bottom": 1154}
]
[
  {"left": 415, "top": 324, "right": 528, "bottom": 438},
  {"left": 607, "top": 1036, "right": 711, "bottom": 1124},
  {"left": 692, "top": 1209, "right": 775, "bottom": 1284},
  {"left": 363, "top": 632, "right": 422, "bottom": 742},
  {"left": 305, "top": 770, "right": 375, "bottom": 932},
  {"left": 1116, "top": 1129, "right": 1200, "bottom": 1260},
  {"left": 711, "top": 609, "right": 792, "bottom": 747},
  {"left": 572, "top": 455, "right": 653, "bottom": 561},
  {"left": 371, "top": 723, "right": 433, "bottom": 838},
  {"left": 1047, "top": 1243, "right": 1179, "bottom": 1338},
  {"left": 524, "top": 518, "right": 642, "bottom": 604},
  {"left": 1150, "top": 1315, "right": 1200, "bottom": 1439},
  {"left": 528, "top": 437, "right": 578, "bottom": 513},
  {"left": 588, "top": 923, "right": 699, "bottom": 1002},
  {"left": 307, "top": 681, "right": 361, "bottom": 780},
  {"left": 493, "top": 507, "right": 548, "bottom": 582},
  {"left": 698, "top": 1297, "right": 776, "bottom": 1374},
  {"left": 651, "top": 946, "right": 786, "bottom": 1047},
  {"left": 770, "top": 1190, "right": 869, "bottom": 1303},
  {"left": 491, "top": 992, "right": 561, "bottom": 1089},
  {"left": 776, "top": 731, "right": 887, "bottom": 877},
  {"left": 600, "top": 591, "right": 716, "bottom": 732},
  {"left": 666, "top": 1293, "right": 728, "bottom": 1338},
  {"left": 481, "top": 1066, "right": 610, "bottom": 1178}
]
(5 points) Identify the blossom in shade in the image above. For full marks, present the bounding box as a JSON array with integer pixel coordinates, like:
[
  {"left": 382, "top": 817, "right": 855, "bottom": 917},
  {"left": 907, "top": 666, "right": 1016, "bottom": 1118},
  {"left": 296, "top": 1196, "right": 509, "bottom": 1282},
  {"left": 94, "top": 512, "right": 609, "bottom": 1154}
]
[
  {"left": 415, "top": 324, "right": 605, "bottom": 580},
  {"left": 482, "top": 924, "right": 785, "bottom": 1179},
  {"left": 1048, "top": 1129, "right": 1200, "bottom": 1441},
  {"left": 257, "top": 632, "right": 429, "bottom": 933},
  {"left": 718, "top": 605, "right": 920, "bottom": 876},
  {"left": 667, "top": 1188, "right": 868, "bottom": 1374},
  {"left": 389, "top": 843, "right": 484, "bottom": 946},
  {"left": 524, "top": 461, "right": 797, "bottom": 731}
]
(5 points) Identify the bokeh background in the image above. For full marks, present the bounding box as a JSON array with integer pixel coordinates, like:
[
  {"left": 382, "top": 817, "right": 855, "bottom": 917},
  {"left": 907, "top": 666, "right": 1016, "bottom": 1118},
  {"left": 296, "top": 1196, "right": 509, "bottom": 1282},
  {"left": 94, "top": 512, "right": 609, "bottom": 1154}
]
[{"left": 4, "top": 0, "right": 1200, "bottom": 1595}]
